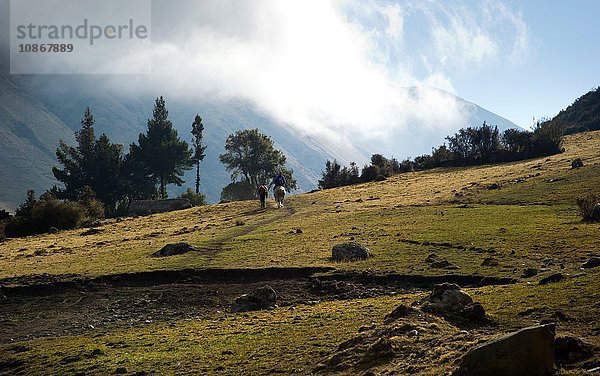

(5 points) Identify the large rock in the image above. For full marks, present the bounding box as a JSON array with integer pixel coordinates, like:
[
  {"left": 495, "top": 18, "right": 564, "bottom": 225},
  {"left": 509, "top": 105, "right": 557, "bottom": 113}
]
[
  {"left": 152, "top": 242, "right": 199, "bottom": 257},
  {"left": 455, "top": 324, "right": 555, "bottom": 376},
  {"left": 331, "top": 242, "right": 370, "bottom": 261},
  {"left": 232, "top": 285, "right": 277, "bottom": 312},
  {"left": 428, "top": 283, "right": 473, "bottom": 313}
]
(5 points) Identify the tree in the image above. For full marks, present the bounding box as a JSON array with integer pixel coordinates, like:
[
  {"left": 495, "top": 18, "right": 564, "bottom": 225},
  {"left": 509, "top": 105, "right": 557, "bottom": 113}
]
[
  {"left": 219, "top": 129, "right": 297, "bottom": 197},
  {"left": 128, "top": 96, "right": 194, "bottom": 199},
  {"left": 191, "top": 115, "right": 207, "bottom": 194},
  {"left": 371, "top": 154, "right": 393, "bottom": 177},
  {"left": 53, "top": 107, "right": 126, "bottom": 214},
  {"left": 53, "top": 107, "right": 97, "bottom": 200},
  {"left": 319, "top": 160, "right": 342, "bottom": 189}
]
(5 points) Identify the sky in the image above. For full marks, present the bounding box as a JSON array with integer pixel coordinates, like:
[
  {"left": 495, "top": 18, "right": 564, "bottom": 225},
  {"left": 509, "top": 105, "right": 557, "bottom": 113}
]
[{"left": 2, "top": 0, "right": 600, "bottom": 155}]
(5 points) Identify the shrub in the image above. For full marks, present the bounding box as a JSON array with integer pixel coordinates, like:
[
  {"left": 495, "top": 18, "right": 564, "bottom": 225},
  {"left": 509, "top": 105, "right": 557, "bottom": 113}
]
[
  {"left": 5, "top": 199, "right": 86, "bottom": 237},
  {"left": 180, "top": 187, "right": 207, "bottom": 206},
  {"left": 77, "top": 186, "right": 105, "bottom": 221},
  {"left": 576, "top": 194, "right": 600, "bottom": 222},
  {"left": 0, "top": 221, "right": 5, "bottom": 242},
  {"left": 30, "top": 199, "right": 85, "bottom": 231}
]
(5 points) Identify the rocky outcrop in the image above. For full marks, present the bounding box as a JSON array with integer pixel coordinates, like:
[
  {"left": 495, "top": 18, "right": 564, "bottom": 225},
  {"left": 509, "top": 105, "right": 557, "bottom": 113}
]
[{"left": 455, "top": 324, "right": 556, "bottom": 376}]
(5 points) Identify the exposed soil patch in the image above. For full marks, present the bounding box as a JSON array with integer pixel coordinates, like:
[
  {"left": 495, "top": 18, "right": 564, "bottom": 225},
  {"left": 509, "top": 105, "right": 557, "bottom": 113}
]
[{"left": 0, "top": 267, "right": 516, "bottom": 343}]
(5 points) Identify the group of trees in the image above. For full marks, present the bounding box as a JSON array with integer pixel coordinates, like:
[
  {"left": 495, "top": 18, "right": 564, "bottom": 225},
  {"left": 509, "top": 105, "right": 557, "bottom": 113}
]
[
  {"left": 1, "top": 97, "right": 299, "bottom": 238},
  {"left": 51, "top": 97, "right": 207, "bottom": 216},
  {"left": 320, "top": 120, "right": 565, "bottom": 190},
  {"left": 2, "top": 97, "right": 208, "bottom": 237}
]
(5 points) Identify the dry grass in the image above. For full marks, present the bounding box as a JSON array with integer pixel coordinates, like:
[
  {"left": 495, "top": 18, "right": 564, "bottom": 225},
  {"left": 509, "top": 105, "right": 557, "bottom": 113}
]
[{"left": 0, "top": 131, "right": 599, "bottom": 375}]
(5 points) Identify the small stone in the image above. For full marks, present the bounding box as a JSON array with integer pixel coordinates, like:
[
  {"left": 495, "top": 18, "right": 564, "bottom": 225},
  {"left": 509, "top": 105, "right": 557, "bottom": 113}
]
[
  {"left": 521, "top": 268, "right": 538, "bottom": 278},
  {"left": 571, "top": 158, "right": 584, "bottom": 169}
]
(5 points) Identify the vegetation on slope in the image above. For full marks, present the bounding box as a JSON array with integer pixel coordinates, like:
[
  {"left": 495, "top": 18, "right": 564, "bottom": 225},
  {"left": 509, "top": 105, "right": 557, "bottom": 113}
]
[{"left": 0, "top": 131, "right": 598, "bottom": 375}]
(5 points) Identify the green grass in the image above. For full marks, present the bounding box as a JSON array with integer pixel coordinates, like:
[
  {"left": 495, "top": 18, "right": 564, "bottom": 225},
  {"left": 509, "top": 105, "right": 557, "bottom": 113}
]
[{"left": 1, "top": 131, "right": 599, "bottom": 374}]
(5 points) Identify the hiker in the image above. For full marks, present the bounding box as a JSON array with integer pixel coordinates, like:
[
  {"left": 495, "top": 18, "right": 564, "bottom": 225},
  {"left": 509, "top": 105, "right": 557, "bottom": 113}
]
[{"left": 258, "top": 183, "right": 268, "bottom": 208}]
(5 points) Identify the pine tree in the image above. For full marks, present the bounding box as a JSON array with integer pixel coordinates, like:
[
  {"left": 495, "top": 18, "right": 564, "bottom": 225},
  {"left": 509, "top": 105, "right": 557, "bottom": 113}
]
[
  {"left": 53, "top": 107, "right": 125, "bottom": 213},
  {"left": 128, "top": 97, "right": 194, "bottom": 199},
  {"left": 53, "top": 107, "right": 96, "bottom": 200},
  {"left": 191, "top": 115, "right": 207, "bottom": 194}
]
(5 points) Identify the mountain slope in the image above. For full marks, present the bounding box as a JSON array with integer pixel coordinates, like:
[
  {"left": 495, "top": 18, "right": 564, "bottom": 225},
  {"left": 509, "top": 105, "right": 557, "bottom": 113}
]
[
  {"left": 0, "top": 76, "right": 522, "bottom": 209},
  {"left": 0, "top": 74, "right": 75, "bottom": 211},
  {"left": 551, "top": 86, "right": 600, "bottom": 134}
]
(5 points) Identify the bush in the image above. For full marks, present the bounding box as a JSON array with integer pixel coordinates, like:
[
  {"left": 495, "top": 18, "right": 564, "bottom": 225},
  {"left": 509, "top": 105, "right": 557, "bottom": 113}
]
[
  {"left": 576, "top": 194, "right": 600, "bottom": 222},
  {"left": 180, "top": 187, "right": 207, "bottom": 206},
  {"left": 77, "top": 186, "right": 105, "bottom": 221},
  {"left": 5, "top": 199, "right": 86, "bottom": 237},
  {"left": 31, "top": 199, "right": 85, "bottom": 231}
]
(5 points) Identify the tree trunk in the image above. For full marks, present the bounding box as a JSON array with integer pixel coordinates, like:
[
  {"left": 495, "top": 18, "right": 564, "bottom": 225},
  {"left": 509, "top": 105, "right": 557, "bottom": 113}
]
[
  {"left": 195, "top": 162, "right": 200, "bottom": 194},
  {"left": 160, "top": 175, "right": 165, "bottom": 199}
]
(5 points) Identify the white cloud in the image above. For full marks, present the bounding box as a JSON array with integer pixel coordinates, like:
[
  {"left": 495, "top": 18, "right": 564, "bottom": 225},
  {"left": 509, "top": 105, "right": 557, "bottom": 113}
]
[{"left": 22, "top": 0, "right": 530, "bottom": 156}]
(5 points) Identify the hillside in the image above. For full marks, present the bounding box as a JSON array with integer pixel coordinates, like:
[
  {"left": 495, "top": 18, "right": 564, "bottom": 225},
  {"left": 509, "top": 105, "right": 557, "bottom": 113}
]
[
  {"left": 553, "top": 86, "right": 600, "bottom": 135},
  {"left": 0, "top": 131, "right": 598, "bottom": 374},
  {"left": 0, "top": 74, "right": 523, "bottom": 209}
]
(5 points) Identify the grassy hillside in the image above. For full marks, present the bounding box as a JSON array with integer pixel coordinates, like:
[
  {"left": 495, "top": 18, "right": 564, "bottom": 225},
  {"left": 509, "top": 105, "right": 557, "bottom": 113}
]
[
  {"left": 0, "top": 131, "right": 598, "bottom": 375},
  {"left": 552, "top": 86, "right": 600, "bottom": 135}
]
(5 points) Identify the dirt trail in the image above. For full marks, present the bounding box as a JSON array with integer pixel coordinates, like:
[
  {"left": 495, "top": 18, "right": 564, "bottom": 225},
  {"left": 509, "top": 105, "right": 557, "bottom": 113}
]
[{"left": 199, "top": 204, "right": 295, "bottom": 257}]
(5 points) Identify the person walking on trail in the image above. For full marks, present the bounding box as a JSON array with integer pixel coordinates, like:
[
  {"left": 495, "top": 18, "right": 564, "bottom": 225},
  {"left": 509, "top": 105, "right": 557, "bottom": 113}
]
[
  {"left": 258, "top": 183, "right": 268, "bottom": 208},
  {"left": 272, "top": 172, "right": 286, "bottom": 190}
]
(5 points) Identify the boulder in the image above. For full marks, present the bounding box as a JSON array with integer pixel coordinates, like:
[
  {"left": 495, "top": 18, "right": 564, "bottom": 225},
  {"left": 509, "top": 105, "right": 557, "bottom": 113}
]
[
  {"left": 331, "top": 242, "right": 370, "bottom": 261},
  {"left": 232, "top": 285, "right": 277, "bottom": 312},
  {"left": 581, "top": 257, "right": 600, "bottom": 269},
  {"left": 152, "top": 242, "right": 200, "bottom": 257},
  {"left": 455, "top": 324, "right": 555, "bottom": 376},
  {"left": 428, "top": 283, "right": 473, "bottom": 312}
]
